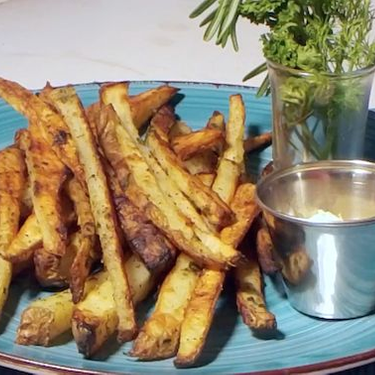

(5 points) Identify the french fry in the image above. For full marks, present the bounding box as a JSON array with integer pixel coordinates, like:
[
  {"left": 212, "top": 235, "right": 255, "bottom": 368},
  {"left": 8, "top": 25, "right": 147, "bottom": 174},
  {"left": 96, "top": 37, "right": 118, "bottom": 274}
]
[
  {"left": 235, "top": 247, "right": 276, "bottom": 330},
  {"left": 65, "top": 177, "right": 97, "bottom": 303},
  {"left": 20, "top": 178, "right": 33, "bottom": 219},
  {"left": 46, "top": 86, "right": 137, "bottom": 342},
  {"left": 130, "top": 254, "right": 200, "bottom": 360},
  {"left": 85, "top": 102, "right": 101, "bottom": 145},
  {"left": 172, "top": 128, "right": 224, "bottom": 161},
  {"left": 72, "top": 254, "right": 154, "bottom": 357},
  {"left": 244, "top": 132, "right": 272, "bottom": 153},
  {"left": 129, "top": 84, "right": 179, "bottom": 129},
  {"left": 0, "top": 147, "right": 26, "bottom": 314},
  {"left": 0, "top": 77, "right": 85, "bottom": 185},
  {"left": 256, "top": 223, "right": 280, "bottom": 275},
  {"left": 16, "top": 271, "right": 107, "bottom": 346},
  {"left": 17, "top": 124, "right": 69, "bottom": 287},
  {"left": 212, "top": 94, "right": 246, "bottom": 204},
  {"left": 3, "top": 214, "right": 41, "bottom": 264},
  {"left": 100, "top": 85, "right": 239, "bottom": 270},
  {"left": 169, "top": 120, "right": 192, "bottom": 139}
]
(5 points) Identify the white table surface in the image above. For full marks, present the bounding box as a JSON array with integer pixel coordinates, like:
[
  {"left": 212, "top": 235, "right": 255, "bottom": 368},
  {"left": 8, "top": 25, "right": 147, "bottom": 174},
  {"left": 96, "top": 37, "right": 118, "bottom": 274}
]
[{"left": 0, "top": 0, "right": 375, "bottom": 109}]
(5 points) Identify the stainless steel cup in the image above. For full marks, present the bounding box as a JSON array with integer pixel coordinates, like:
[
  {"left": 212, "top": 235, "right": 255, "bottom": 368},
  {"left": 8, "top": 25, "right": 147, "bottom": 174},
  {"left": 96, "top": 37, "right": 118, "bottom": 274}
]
[{"left": 256, "top": 160, "right": 375, "bottom": 319}]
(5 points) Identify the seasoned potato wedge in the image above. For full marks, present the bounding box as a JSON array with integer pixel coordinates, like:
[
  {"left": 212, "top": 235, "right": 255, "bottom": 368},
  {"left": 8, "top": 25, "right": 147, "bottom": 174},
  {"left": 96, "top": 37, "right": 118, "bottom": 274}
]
[
  {"left": 46, "top": 86, "right": 137, "bottom": 342},
  {"left": 16, "top": 271, "right": 107, "bottom": 346},
  {"left": 206, "top": 110, "right": 225, "bottom": 132},
  {"left": 130, "top": 254, "right": 200, "bottom": 360},
  {"left": 256, "top": 223, "right": 280, "bottom": 275},
  {"left": 72, "top": 255, "right": 155, "bottom": 357},
  {"left": 0, "top": 77, "right": 85, "bottom": 184}
]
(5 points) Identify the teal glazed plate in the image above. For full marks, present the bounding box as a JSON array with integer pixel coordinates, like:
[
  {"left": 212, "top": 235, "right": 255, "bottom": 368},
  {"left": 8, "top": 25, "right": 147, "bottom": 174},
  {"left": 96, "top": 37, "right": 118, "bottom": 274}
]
[{"left": 0, "top": 81, "right": 375, "bottom": 375}]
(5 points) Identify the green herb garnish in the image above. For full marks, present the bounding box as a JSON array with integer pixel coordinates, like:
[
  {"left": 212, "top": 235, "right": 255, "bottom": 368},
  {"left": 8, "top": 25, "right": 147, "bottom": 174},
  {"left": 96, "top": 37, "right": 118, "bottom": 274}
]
[{"left": 191, "top": 0, "right": 375, "bottom": 163}]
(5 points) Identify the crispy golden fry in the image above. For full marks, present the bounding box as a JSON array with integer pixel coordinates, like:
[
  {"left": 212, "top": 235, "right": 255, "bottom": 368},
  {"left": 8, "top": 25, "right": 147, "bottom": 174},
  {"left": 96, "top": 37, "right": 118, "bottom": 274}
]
[
  {"left": 0, "top": 147, "right": 26, "bottom": 314},
  {"left": 46, "top": 86, "right": 137, "bottom": 342},
  {"left": 17, "top": 125, "right": 69, "bottom": 287},
  {"left": 130, "top": 254, "right": 200, "bottom": 360},
  {"left": 244, "top": 132, "right": 272, "bottom": 153},
  {"left": 147, "top": 127, "right": 233, "bottom": 228},
  {"left": 72, "top": 255, "right": 154, "bottom": 357},
  {"left": 196, "top": 172, "right": 216, "bottom": 187},
  {"left": 65, "top": 177, "right": 97, "bottom": 303},
  {"left": 174, "top": 268, "right": 223, "bottom": 367},
  {"left": 235, "top": 249, "right": 276, "bottom": 330},
  {"left": 212, "top": 95, "right": 245, "bottom": 204},
  {"left": 256, "top": 224, "right": 280, "bottom": 275},
  {"left": 0, "top": 77, "right": 85, "bottom": 184},
  {"left": 220, "top": 183, "right": 260, "bottom": 247},
  {"left": 100, "top": 87, "right": 239, "bottom": 270},
  {"left": 172, "top": 128, "right": 224, "bottom": 161},
  {"left": 4, "top": 214, "right": 41, "bottom": 264},
  {"left": 129, "top": 85, "right": 179, "bottom": 129},
  {"left": 16, "top": 271, "right": 107, "bottom": 346}
]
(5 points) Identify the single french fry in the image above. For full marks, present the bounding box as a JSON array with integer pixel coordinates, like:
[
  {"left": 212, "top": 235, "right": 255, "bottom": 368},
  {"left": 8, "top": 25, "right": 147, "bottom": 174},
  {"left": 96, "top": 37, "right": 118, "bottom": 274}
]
[
  {"left": 129, "top": 85, "right": 179, "bottom": 129},
  {"left": 206, "top": 110, "right": 225, "bottom": 132},
  {"left": 65, "top": 177, "right": 97, "bottom": 303},
  {"left": 0, "top": 147, "right": 26, "bottom": 314},
  {"left": 212, "top": 94, "right": 245, "bottom": 204},
  {"left": 18, "top": 123, "right": 69, "bottom": 287},
  {"left": 46, "top": 86, "right": 137, "bottom": 342},
  {"left": 0, "top": 77, "right": 85, "bottom": 184},
  {"left": 72, "top": 254, "right": 154, "bottom": 357},
  {"left": 16, "top": 271, "right": 107, "bottom": 346},
  {"left": 130, "top": 254, "right": 200, "bottom": 360},
  {"left": 244, "top": 132, "right": 272, "bottom": 153},
  {"left": 235, "top": 249, "right": 276, "bottom": 330},
  {"left": 256, "top": 223, "right": 280, "bottom": 275},
  {"left": 172, "top": 128, "right": 224, "bottom": 161},
  {"left": 196, "top": 172, "right": 216, "bottom": 187},
  {"left": 183, "top": 151, "right": 218, "bottom": 175}
]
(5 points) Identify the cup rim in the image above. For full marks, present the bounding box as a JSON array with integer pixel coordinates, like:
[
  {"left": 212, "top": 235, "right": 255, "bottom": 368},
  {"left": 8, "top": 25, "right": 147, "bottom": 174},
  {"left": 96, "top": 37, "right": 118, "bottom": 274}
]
[
  {"left": 256, "top": 160, "right": 375, "bottom": 227},
  {"left": 266, "top": 59, "right": 375, "bottom": 79}
]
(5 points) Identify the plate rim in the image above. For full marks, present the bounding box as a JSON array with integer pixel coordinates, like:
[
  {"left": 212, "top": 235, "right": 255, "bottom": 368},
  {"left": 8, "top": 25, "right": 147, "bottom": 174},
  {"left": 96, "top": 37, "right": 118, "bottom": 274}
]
[{"left": 0, "top": 79, "right": 374, "bottom": 375}]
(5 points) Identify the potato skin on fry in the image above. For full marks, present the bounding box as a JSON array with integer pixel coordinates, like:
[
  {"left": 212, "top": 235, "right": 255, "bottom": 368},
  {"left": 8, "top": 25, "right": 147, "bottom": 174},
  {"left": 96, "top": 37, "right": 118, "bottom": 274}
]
[
  {"left": 72, "top": 255, "right": 154, "bottom": 358},
  {"left": 130, "top": 254, "right": 200, "bottom": 360}
]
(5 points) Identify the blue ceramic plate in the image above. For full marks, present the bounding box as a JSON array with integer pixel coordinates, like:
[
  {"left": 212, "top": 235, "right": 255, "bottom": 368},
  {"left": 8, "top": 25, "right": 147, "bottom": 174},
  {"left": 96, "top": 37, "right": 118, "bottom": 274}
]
[{"left": 0, "top": 82, "right": 375, "bottom": 375}]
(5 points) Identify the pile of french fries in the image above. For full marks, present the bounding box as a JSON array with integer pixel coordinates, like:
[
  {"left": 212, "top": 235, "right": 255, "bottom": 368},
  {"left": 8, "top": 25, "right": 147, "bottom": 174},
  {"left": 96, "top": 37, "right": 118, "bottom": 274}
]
[{"left": 0, "top": 77, "right": 276, "bottom": 367}]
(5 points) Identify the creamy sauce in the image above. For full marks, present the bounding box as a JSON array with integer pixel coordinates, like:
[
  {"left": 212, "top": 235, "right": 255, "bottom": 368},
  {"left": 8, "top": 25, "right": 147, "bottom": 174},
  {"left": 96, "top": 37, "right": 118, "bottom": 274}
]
[{"left": 306, "top": 209, "right": 343, "bottom": 223}]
